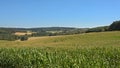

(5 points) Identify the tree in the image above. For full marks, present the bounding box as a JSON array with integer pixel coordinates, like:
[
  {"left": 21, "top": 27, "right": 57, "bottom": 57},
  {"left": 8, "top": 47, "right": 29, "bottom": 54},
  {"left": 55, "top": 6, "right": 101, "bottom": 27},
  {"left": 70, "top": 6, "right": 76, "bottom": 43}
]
[
  {"left": 86, "top": 26, "right": 109, "bottom": 33},
  {"left": 20, "top": 35, "right": 28, "bottom": 41},
  {"left": 109, "top": 20, "right": 120, "bottom": 31}
]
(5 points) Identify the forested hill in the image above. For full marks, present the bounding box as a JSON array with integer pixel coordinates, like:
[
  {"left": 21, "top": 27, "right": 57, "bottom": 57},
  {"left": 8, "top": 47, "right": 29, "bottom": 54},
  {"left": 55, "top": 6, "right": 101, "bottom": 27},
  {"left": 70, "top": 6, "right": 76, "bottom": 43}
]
[
  {"left": 0, "top": 27, "right": 89, "bottom": 41},
  {"left": 29, "top": 27, "right": 77, "bottom": 31},
  {"left": 0, "top": 20, "right": 120, "bottom": 41},
  {"left": 0, "top": 27, "right": 88, "bottom": 33},
  {"left": 0, "top": 28, "right": 27, "bottom": 33}
]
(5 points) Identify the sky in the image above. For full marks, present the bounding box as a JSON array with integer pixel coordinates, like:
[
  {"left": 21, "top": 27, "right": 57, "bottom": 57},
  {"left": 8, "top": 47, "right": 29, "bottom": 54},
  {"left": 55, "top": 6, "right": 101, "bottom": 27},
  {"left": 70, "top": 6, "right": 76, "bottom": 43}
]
[{"left": 0, "top": 0, "right": 120, "bottom": 28}]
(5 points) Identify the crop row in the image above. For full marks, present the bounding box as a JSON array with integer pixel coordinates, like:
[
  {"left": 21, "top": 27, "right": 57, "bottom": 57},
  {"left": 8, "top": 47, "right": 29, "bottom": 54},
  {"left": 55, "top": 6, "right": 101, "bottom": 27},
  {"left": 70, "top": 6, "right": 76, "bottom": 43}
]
[{"left": 0, "top": 47, "right": 120, "bottom": 68}]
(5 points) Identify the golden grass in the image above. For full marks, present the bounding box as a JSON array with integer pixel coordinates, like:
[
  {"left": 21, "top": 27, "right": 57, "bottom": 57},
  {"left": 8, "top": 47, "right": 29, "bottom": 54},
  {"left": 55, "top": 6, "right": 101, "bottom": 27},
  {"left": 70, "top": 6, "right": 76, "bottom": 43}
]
[
  {"left": 0, "top": 31, "right": 120, "bottom": 48},
  {"left": 14, "top": 32, "right": 32, "bottom": 36}
]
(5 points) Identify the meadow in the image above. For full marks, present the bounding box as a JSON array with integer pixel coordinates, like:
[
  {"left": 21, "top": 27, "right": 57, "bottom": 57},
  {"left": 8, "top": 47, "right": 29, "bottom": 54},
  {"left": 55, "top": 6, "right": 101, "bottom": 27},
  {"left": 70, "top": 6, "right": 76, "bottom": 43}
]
[{"left": 0, "top": 31, "right": 120, "bottom": 68}]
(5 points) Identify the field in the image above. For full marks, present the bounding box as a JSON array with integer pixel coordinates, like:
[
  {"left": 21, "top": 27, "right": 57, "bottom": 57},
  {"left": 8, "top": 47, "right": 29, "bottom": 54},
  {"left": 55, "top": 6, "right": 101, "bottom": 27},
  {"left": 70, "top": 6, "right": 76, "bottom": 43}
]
[
  {"left": 14, "top": 31, "right": 32, "bottom": 36},
  {"left": 0, "top": 31, "right": 120, "bottom": 68}
]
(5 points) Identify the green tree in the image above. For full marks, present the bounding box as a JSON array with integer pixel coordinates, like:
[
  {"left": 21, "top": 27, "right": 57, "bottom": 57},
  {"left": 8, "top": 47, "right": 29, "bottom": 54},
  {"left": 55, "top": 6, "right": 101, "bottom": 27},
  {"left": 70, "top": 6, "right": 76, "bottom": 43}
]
[
  {"left": 20, "top": 35, "right": 28, "bottom": 41},
  {"left": 109, "top": 20, "right": 120, "bottom": 31}
]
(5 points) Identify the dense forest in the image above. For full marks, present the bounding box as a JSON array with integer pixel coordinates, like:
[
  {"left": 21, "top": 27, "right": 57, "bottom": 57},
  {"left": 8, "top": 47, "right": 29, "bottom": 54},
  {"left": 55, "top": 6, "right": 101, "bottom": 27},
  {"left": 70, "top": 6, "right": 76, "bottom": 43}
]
[{"left": 0, "top": 20, "right": 120, "bottom": 41}]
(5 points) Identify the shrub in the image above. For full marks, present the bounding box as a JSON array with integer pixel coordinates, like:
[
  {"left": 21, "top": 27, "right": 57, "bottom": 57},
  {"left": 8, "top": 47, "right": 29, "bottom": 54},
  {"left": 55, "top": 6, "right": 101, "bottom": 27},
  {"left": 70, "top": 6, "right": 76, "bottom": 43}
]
[{"left": 20, "top": 35, "right": 28, "bottom": 41}]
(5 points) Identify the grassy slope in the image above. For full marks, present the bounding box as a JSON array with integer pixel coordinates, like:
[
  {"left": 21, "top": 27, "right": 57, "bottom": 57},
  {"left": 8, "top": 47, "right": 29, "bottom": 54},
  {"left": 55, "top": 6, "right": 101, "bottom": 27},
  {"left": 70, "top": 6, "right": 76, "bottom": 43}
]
[{"left": 0, "top": 31, "right": 120, "bottom": 48}]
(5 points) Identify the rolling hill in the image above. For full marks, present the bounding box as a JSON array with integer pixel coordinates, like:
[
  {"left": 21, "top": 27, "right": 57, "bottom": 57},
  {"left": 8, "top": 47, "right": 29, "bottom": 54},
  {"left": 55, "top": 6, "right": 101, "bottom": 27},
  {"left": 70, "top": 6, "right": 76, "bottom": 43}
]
[{"left": 0, "top": 31, "right": 120, "bottom": 48}]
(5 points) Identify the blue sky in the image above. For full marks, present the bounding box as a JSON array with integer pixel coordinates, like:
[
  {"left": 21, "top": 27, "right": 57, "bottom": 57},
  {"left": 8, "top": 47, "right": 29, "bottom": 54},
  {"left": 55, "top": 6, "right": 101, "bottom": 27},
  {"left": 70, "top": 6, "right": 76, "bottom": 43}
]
[{"left": 0, "top": 0, "right": 120, "bottom": 28}]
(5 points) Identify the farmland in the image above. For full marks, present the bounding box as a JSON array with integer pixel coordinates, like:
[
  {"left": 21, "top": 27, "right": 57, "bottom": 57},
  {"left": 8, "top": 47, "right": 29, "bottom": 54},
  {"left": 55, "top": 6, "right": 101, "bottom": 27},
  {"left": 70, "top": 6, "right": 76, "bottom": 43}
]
[
  {"left": 14, "top": 31, "right": 32, "bottom": 36},
  {"left": 0, "top": 31, "right": 120, "bottom": 68}
]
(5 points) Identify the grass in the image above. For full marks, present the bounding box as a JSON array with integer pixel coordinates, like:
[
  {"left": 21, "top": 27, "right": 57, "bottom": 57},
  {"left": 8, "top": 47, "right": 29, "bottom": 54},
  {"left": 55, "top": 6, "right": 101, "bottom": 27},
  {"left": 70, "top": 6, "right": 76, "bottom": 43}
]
[
  {"left": 0, "top": 31, "right": 120, "bottom": 68},
  {"left": 1, "top": 31, "right": 120, "bottom": 48}
]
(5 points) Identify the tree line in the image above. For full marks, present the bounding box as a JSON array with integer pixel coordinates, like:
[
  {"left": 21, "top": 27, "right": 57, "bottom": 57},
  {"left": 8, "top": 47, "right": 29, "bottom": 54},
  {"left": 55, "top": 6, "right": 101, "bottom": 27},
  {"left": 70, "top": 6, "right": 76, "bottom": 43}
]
[
  {"left": 0, "top": 20, "right": 120, "bottom": 41},
  {"left": 0, "top": 31, "right": 28, "bottom": 41},
  {"left": 86, "top": 20, "right": 120, "bottom": 33}
]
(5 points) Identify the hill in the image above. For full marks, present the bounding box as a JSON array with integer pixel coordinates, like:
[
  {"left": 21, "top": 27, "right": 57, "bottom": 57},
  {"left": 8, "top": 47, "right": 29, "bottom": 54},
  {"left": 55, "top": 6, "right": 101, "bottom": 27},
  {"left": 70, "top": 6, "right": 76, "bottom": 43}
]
[
  {"left": 0, "top": 27, "right": 88, "bottom": 41},
  {"left": 0, "top": 20, "right": 120, "bottom": 41},
  {"left": 0, "top": 31, "right": 120, "bottom": 48}
]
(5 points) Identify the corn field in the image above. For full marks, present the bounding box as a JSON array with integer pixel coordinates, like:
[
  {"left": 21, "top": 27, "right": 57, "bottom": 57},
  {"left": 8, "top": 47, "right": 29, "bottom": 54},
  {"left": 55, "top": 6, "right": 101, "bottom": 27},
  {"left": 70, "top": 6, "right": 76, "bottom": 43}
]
[{"left": 0, "top": 47, "right": 120, "bottom": 68}]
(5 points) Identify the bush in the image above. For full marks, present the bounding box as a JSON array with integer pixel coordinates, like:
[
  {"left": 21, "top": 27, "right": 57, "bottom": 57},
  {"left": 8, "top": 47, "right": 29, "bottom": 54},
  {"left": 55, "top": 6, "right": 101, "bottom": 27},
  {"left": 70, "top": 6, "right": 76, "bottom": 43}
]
[{"left": 20, "top": 35, "right": 28, "bottom": 41}]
